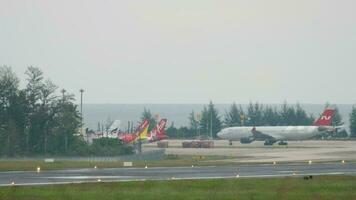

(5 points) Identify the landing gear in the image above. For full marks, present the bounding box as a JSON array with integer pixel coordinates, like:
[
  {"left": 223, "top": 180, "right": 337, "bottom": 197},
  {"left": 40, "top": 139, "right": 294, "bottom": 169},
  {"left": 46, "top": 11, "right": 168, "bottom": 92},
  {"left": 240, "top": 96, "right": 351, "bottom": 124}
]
[
  {"left": 278, "top": 141, "right": 288, "bottom": 145},
  {"left": 264, "top": 139, "right": 277, "bottom": 146},
  {"left": 229, "top": 140, "right": 233, "bottom": 146}
]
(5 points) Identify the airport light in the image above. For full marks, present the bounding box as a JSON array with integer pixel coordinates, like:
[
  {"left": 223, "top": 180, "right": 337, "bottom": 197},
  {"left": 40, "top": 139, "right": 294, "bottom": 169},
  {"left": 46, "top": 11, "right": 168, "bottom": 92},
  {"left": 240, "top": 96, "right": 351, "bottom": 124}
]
[
  {"left": 145, "top": 165, "right": 148, "bottom": 169},
  {"left": 293, "top": 172, "right": 297, "bottom": 176},
  {"left": 236, "top": 174, "right": 240, "bottom": 178},
  {"left": 308, "top": 160, "right": 312, "bottom": 165},
  {"left": 191, "top": 165, "right": 194, "bottom": 168},
  {"left": 342, "top": 160, "right": 346, "bottom": 164},
  {"left": 273, "top": 161, "right": 277, "bottom": 165},
  {"left": 94, "top": 165, "right": 97, "bottom": 169},
  {"left": 11, "top": 181, "right": 15, "bottom": 186},
  {"left": 97, "top": 179, "right": 101, "bottom": 182},
  {"left": 37, "top": 167, "right": 41, "bottom": 173}
]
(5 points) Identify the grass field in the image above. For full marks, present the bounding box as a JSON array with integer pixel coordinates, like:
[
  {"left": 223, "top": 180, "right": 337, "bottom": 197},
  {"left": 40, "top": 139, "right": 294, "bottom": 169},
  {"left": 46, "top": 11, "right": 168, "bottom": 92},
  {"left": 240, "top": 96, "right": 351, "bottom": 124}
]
[{"left": 0, "top": 176, "right": 355, "bottom": 200}]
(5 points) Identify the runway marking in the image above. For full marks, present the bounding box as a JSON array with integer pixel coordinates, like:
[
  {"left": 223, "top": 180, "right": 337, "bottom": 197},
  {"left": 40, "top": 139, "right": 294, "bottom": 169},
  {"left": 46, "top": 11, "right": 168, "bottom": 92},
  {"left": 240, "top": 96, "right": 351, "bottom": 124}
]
[
  {"left": 0, "top": 166, "right": 220, "bottom": 174},
  {"left": 278, "top": 171, "right": 300, "bottom": 173},
  {"left": 37, "top": 176, "right": 135, "bottom": 180},
  {"left": 0, "top": 179, "right": 149, "bottom": 187}
]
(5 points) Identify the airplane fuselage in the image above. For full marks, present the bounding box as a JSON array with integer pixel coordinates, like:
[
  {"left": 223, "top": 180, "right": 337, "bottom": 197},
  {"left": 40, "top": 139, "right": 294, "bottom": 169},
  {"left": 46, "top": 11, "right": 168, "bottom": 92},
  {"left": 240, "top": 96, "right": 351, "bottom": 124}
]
[{"left": 218, "top": 126, "right": 332, "bottom": 141}]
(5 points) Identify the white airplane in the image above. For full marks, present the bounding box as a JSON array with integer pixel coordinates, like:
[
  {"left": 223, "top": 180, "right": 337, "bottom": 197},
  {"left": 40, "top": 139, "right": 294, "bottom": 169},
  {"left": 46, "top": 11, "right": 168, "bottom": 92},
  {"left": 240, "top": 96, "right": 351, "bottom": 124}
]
[{"left": 217, "top": 109, "right": 338, "bottom": 145}]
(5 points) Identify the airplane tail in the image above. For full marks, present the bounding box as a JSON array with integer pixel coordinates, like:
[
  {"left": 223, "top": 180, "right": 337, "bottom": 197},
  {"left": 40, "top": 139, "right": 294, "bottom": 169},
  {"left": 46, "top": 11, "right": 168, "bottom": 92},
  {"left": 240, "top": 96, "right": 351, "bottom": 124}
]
[
  {"left": 138, "top": 125, "right": 149, "bottom": 139},
  {"left": 135, "top": 119, "right": 149, "bottom": 132},
  {"left": 135, "top": 119, "right": 150, "bottom": 139},
  {"left": 313, "top": 109, "right": 335, "bottom": 126},
  {"left": 150, "top": 119, "right": 168, "bottom": 138}
]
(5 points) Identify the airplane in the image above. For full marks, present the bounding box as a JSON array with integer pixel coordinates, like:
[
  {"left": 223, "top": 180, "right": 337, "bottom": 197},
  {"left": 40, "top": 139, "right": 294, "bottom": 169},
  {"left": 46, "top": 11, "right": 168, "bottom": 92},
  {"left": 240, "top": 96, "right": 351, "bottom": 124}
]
[
  {"left": 217, "top": 108, "right": 337, "bottom": 146},
  {"left": 146, "top": 119, "right": 168, "bottom": 142},
  {"left": 118, "top": 119, "right": 150, "bottom": 144}
]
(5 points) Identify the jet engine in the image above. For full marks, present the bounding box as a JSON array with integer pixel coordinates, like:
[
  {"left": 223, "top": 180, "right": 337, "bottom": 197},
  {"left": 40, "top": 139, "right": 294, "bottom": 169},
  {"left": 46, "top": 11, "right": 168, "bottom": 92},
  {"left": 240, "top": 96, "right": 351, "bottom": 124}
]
[{"left": 240, "top": 137, "right": 255, "bottom": 144}]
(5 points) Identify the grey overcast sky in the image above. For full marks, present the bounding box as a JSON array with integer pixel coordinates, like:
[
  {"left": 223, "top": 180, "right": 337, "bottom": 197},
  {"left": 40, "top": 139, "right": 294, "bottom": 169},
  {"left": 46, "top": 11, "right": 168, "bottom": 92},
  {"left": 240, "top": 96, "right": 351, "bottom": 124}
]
[{"left": 1, "top": 0, "right": 355, "bottom": 104}]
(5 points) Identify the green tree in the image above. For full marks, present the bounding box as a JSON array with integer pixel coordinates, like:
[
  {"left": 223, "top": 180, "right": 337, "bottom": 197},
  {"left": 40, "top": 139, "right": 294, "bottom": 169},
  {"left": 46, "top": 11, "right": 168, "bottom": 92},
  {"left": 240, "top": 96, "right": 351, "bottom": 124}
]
[
  {"left": 5, "top": 90, "right": 27, "bottom": 156},
  {"left": 279, "top": 101, "right": 297, "bottom": 125},
  {"left": 140, "top": 107, "right": 157, "bottom": 132},
  {"left": 0, "top": 66, "right": 26, "bottom": 156},
  {"left": 294, "top": 103, "right": 314, "bottom": 125},
  {"left": 246, "top": 102, "right": 264, "bottom": 126},
  {"left": 224, "top": 102, "right": 244, "bottom": 127},
  {"left": 199, "top": 101, "right": 222, "bottom": 138},
  {"left": 40, "top": 80, "right": 58, "bottom": 154},
  {"left": 189, "top": 110, "right": 199, "bottom": 137},
  {"left": 0, "top": 65, "right": 133, "bottom": 157},
  {"left": 166, "top": 122, "right": 179, "bottom": 138},
  {"left": 24, "top": 67, "right": 60, "bottom": 154},
  {"left": 24, "top": 66, "right": 45, "bottom": 154},
  {"left": 262, "top": 106, "right": 280, "bottom": 126},
  {"left": 349, "top": 106, "right": 356, "bottom": 138},
  {"left": 50, "top": 92, "right": 81, "bottom": 154}
]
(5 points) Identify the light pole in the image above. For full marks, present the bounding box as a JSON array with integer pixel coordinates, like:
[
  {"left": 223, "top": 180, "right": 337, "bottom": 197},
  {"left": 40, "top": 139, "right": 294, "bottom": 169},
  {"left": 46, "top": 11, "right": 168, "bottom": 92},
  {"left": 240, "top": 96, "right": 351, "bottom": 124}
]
[{"left": 79, "top": 89, "right": 84, "bottom": 136}]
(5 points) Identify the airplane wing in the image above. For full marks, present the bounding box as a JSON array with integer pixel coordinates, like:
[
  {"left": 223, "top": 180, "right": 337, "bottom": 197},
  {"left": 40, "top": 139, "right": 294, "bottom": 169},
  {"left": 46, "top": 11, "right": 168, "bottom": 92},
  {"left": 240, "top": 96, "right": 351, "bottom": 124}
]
[{"left": 251, "top": 127, "right": 275, "bottom": 141}]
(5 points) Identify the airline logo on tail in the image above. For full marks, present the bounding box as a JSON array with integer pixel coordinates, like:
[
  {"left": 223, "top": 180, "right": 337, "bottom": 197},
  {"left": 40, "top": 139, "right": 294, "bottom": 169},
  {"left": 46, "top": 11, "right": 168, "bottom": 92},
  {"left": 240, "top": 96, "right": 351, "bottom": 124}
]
[
  {"left": 148, "top": 119, "right": 168, "bottom": 141},
  {"left": 313, "top": 109, "right": 335, "bottom": 126}
]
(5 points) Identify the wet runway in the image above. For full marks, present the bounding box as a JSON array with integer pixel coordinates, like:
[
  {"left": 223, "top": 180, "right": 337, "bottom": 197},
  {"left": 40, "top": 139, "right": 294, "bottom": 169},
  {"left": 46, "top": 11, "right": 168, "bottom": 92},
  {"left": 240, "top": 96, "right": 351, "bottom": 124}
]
[{"left": 1, "top": 162, "right": 356, "bottom": 186}]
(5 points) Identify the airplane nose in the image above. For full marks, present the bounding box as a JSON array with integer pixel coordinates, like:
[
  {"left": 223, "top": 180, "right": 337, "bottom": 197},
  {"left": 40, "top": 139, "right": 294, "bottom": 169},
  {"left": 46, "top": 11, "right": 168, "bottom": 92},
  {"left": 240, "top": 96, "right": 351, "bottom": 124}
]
[{"left": 217, "top": 130, "right": 225, "bottom": 138}]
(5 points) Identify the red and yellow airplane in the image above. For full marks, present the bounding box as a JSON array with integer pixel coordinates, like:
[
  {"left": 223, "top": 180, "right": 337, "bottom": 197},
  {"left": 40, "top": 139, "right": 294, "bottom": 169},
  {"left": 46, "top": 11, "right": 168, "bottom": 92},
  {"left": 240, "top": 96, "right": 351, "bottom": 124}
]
[
  {"left": 118, "top": 119, "right": 149, "bottom": 144},
  {"left": 118, "top": 119, "right": 168, "bottom": 144}
]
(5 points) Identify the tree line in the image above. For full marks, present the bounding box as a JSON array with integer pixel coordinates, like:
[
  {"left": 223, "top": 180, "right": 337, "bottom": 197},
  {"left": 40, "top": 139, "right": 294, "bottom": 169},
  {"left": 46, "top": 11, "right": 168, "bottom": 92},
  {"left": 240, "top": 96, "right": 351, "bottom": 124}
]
[
  {"left": 165, "top": 101, "right": 356, "bottom": 139},
  {"left": 0, "top": 66, "right": 131, "bottom": 157}
]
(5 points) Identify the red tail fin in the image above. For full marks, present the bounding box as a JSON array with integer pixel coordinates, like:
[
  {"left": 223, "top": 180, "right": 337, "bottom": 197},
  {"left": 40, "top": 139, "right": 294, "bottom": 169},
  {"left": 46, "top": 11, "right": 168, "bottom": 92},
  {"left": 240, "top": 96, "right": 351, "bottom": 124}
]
[
  {"left": 313, "top": 109, "right": 335, "bottom": 126},
  {"left": 151, "top": 119, "right": 167, "bottom": 137}
]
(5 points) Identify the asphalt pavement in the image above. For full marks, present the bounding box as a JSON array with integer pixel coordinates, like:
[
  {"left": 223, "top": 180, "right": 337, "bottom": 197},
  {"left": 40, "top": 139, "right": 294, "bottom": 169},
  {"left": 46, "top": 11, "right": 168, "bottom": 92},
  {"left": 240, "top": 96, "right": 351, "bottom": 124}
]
[{"left": 1, "top": 162, "right": 355, "bottom": 186}]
